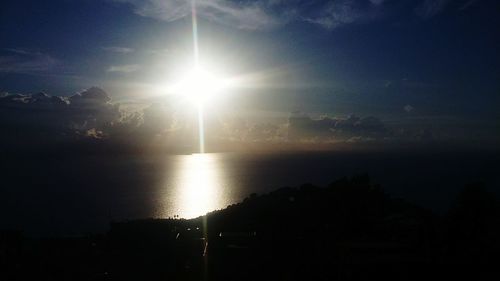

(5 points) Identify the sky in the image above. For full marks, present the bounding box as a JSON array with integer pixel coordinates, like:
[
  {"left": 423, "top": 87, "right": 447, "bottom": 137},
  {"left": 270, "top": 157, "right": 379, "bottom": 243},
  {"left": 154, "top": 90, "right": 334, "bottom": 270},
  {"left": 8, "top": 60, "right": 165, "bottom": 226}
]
[{"left": 0, "top": 0, "right": 499, "bottom": 151}]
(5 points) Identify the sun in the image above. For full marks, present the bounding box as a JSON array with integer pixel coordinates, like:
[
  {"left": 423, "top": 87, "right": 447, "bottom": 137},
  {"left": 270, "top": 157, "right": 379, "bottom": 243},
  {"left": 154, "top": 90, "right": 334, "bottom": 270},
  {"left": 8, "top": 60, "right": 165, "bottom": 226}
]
[
  {"left": 170, "top": 64, "right": 232, "bottom": 153},
  {"left": 174, "top": 66, "right": 228, "bottom": 104}
]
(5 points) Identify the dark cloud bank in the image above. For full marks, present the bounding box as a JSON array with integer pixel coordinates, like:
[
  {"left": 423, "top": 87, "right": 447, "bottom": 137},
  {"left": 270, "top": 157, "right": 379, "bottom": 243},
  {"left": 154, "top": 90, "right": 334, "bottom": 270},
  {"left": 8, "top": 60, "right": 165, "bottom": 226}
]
[{"left": 0, "top": 87, "right": 494, "bottom": 154}]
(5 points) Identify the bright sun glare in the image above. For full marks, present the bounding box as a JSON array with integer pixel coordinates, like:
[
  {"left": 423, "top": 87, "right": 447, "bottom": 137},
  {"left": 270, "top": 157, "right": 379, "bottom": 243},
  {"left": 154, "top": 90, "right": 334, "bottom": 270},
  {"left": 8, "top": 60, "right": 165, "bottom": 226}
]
[
  {"left": 174, "top": 66, "right": 228, "bottom": 104},
  {"left": 172, "top": 65, "right": 231, "bottom": 153}
]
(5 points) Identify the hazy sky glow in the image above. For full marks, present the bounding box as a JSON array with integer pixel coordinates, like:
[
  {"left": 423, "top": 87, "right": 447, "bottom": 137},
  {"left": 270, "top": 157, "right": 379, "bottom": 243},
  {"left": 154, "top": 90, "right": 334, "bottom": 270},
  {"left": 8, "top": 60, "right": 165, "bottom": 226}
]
[{"left": 0, "top": 0, "right": 499, "bottom": 150}]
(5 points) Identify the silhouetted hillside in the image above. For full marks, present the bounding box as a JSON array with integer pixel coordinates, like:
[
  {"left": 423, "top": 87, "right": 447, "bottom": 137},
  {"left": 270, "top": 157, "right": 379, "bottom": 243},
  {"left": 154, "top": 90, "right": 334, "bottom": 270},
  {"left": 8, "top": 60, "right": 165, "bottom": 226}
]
[{"left": 1, "top": 176, "right": 499, "bottom": 281}]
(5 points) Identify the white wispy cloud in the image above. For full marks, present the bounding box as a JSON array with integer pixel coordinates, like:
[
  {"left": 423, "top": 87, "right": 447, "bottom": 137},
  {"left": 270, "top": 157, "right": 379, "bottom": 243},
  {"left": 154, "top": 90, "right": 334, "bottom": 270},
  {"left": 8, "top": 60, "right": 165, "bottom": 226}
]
[
  {"left": 102, "top": 46, "right": 135, "bottom": 53},
  {"left": 113, "top": 0, "right": 472, "bottom": 31},
  {"left": 0, "top": 48, "right": 58, "bottom": 74},
  {"left": 115, "top": 0, "right": 388, "bottom": 31},
  {"left": 305, "top": 1, "right": 362, "bottom": 30},
  {"left": 107, "top": 64, "right": 141, "bottom": 73},
  {"left": 369, "top": 0, "right": 386, "bottom": 5},
  {"left": 305, "top": 0, "right": 385, "bottom": 30},
  {"left": 459, "top": 0, "right": 480, "bottom": 11},
  {"left": 113, "top": 0, "right": 282, "bottom": 30},
  {"left": 415, "top": 0, "right": 452, "bottom": 19},
  {"left": 404, "top": 105, "right": 414, "bottom": 113}
]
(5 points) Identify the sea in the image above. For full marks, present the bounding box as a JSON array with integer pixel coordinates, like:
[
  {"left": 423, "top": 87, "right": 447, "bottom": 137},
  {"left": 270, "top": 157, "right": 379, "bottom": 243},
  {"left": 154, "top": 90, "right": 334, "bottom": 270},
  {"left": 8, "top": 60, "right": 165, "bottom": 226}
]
[{"left": 1, "top": 149, "right": 499, "bottom": 236}]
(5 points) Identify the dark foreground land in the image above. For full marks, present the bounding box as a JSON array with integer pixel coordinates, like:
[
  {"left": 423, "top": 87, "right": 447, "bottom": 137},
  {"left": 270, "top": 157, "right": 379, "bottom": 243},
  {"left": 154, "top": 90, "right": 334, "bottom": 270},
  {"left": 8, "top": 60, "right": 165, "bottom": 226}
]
[{"left": 2, "top": 175, "right": 500, "bottom": 280}]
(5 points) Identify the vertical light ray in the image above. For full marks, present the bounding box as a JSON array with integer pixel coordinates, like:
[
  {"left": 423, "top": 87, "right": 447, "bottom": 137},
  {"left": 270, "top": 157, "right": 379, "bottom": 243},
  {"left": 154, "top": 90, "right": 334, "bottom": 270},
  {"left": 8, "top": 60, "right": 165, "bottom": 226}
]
[
  {"left": 191, "top": 0, "right": 204, "bottom": 154},
  {"left": 190, "top": 3, "right": 209, "bottom": 277},
  {"left": 198, "top": 103, "right": 205, "bottom": 153},
  {"left": 191, "top": 0, "right": 200, "bottom": 67}
]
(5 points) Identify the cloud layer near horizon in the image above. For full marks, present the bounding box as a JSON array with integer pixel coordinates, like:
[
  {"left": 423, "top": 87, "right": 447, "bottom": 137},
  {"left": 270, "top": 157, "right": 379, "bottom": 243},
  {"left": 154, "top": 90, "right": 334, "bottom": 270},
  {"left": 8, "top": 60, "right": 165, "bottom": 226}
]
[{"left": 0, "top": 88, "right": 447, "bottom": 152}]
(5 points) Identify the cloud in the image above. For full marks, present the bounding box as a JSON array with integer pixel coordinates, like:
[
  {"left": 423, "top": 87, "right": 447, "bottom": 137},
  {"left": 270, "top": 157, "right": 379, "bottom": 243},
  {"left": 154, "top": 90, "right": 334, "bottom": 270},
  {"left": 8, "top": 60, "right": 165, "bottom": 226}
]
[
  {"left": 369, "top": 0, "right": 386, "bottom": 5},
  {"left": 459, "top": 0, "right": 480, "bottom": 10},
  {"left": 246, "top": 122, "right": 281, "bottom": 141},
  {"left": 415, "top": 0, "right": 451, "bottom": 19},
  {"left": 287, "top": 111, "right": 336, "bottom": 140},
  {"left": 69, "top": 87, "right": 112, "bottom": 104},
  {"left": 0, "top": 49, "right": 58, "bottom": 74},
  {"left": 0, "top": 88, "right": 477, "bottom": 150},
  {"left": 404, "top": 104, "right": 414, "bottom": 113},
  {"left": 141, "top": 103, "right": 173, "bottom": 134},
  {"left": 305, "top": 0, "right": 366, "bottom": 30},
  {"left": 333, "top": 115, "right": 387, "bottom": 140},
  {"left": 107, "top": 64, "right": 141, "bottom": 73},
  {"left": 112, "top": 0, "right": 483, "bottom": 31},
  {"left": 0, "top": 88, "right": 118, "bottom": 143},
  {"left": 114, "top": 0, "right": 390, "bottom": 31},
  {"left": 0, "top": 87, "right": 182, "bottom": 148},
  {"left": 102, "top": 46, "right": 135, "bottom": 53},
  {"left": 113, "top": 0, "right": 282, "bottom": 30},
  {"left": 287, "top": 111, "right": 388, "bottom": 142}
]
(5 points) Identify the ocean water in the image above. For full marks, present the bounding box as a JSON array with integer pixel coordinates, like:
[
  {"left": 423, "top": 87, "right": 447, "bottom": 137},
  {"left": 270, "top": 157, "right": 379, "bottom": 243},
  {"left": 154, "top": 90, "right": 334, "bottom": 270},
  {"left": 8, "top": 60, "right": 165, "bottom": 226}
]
[{"left": 1, "top": 150, "right": 499, "bottom": 236}]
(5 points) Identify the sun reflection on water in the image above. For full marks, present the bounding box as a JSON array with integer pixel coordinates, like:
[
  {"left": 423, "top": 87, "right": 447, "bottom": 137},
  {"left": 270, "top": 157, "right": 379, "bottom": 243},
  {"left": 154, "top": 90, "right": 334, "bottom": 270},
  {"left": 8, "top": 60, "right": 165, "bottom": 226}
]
[{"left": 171, "top": 153, "right": 225, "bottom": 219}]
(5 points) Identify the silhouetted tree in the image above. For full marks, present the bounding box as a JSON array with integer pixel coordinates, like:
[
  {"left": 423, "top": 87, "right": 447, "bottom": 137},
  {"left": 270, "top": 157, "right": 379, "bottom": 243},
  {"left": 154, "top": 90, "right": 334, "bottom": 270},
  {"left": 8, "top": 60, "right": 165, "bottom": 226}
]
[{"left": 444, "top": 182, "right": 500, "bottom": 262}]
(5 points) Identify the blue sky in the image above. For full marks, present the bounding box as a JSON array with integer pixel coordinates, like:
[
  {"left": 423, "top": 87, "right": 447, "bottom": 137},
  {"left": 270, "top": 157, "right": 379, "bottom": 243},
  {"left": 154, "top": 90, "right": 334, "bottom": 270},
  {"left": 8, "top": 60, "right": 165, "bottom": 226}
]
[{"left": 0, "top": 0, "right": 499, "bottom": 146}]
